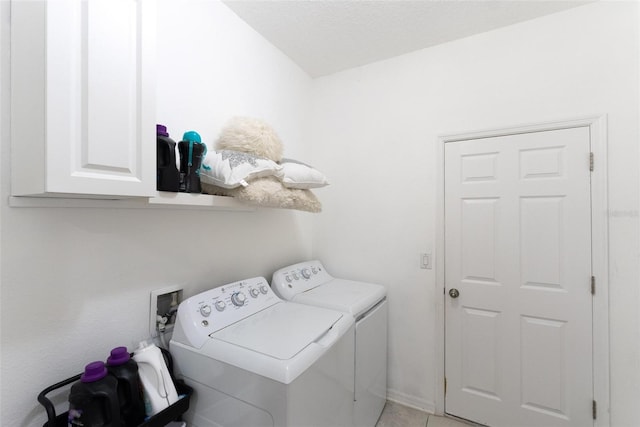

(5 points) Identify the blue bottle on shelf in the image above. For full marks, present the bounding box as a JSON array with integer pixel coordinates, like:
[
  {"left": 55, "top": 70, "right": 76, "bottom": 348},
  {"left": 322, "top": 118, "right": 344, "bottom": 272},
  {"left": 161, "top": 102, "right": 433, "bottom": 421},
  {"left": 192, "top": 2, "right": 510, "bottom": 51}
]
[{"left": 178, "top": 130, "right": 207, "bottom": 193}]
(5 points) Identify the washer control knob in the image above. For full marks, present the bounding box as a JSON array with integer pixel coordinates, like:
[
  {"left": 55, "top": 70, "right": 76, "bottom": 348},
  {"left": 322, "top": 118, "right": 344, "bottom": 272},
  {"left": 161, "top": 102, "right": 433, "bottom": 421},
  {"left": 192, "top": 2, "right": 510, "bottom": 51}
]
[
  {"left": 285, "top": 275, "right": 292, "bottom": 283},
  {"left": 231, "top": 292, "right": 247, "bottom": 306},
  {"left": 199, "top": 304, "right": 212, "bottom": 317},
  {"left": 301, "top": 268, "right": 311, "bottom": 279},
  {"left": 292, "top": 272, "right": 299, "bottom": 280},
  {"left": 215, "top": 300, "right": 226, "bottom": 312},
  {"left": 311, "top": 267, "right": 318, "bottom": 274},
  {"left": 250, "top": 288, "right": 260, "bottom": 298},
  {"left": 259, "top": 285, "right": 269, "bottom": 294}
]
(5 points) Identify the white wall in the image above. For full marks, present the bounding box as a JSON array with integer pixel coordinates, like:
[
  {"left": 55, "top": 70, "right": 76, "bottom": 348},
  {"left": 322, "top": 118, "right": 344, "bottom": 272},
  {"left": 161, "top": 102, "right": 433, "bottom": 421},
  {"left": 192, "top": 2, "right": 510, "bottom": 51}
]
[
  {"left": 0, "top": 1, "right": 313, "bottom": 426},
  {"left": 309, "top": 1, "right": 640, "bottom": 424},
  {"left": 155, "top": 0, "right": 311, "bottom": 160}
]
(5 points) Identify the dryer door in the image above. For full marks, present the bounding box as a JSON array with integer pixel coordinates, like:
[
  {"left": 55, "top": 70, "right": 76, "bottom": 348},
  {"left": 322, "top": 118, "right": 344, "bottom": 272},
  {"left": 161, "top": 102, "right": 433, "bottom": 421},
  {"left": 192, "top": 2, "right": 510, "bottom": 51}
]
[
  {"left": 355, "top": 299, "right": 388, "bottom": 427},
  {"left": 294, "top": 279, "right": 387, "bottom": 318},
  {"left": 213, "top": 302, "right": 342, "bottom": 360}
]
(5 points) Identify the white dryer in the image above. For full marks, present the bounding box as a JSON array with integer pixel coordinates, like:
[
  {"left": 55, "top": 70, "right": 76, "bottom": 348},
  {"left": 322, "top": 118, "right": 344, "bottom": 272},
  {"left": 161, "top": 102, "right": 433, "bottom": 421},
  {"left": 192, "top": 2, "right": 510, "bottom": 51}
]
[
  {"left": 170, "top": 277, "right": 355, "bottom": 427},
  {"left": 271, "top": 261, "right": 387, "bottom": 427}
]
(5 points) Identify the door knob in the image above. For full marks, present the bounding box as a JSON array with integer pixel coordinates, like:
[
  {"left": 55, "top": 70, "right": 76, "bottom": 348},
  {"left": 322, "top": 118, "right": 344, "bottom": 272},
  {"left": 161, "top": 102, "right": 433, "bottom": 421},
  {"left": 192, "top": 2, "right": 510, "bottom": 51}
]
[{"left": 449, "top": 288, "right": 460, "bottom": 298}]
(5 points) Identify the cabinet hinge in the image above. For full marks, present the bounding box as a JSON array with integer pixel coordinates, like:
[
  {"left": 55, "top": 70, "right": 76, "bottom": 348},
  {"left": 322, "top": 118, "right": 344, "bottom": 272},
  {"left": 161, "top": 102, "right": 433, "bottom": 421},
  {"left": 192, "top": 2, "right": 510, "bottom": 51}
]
[
  {"left": 591, "top": 276, "right": 596, "bottom": 295},
  {"left": 590, "top": 152, "right": 594, "bottom": 172},
  {"left": 592, "top": 400, "right": 597, "bottom": 420},
  {"left": 444, "top": 377, "right": 447, "bottom": 395}
]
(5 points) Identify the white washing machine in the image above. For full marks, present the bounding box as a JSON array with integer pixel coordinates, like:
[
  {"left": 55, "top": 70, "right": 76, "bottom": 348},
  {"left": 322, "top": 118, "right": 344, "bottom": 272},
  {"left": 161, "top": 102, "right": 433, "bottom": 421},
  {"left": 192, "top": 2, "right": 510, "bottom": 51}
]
[
  {"left": 170, "top": 276, "right": 355, "bottom": 427},
  {"left": 271, "top": 261, "right": 387, "bottom": 427}
]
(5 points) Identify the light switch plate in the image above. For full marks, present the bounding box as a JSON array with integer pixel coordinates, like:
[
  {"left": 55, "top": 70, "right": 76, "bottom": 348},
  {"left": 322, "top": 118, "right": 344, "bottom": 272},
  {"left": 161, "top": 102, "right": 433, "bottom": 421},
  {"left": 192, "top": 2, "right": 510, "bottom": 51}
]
[{"left": 420, "top": 253, "right": 432, "bottom": 269}]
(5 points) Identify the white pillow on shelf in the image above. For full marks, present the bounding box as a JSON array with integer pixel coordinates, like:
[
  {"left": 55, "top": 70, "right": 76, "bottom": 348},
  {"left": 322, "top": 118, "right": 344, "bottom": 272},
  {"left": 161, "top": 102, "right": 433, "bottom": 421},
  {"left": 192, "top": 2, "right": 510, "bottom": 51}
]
[
  {"left": 200, "top": 150, "right": 282, "bottom": 189},
  {"left": 279, "top": 159, "right": 330, "bottom": 189}
]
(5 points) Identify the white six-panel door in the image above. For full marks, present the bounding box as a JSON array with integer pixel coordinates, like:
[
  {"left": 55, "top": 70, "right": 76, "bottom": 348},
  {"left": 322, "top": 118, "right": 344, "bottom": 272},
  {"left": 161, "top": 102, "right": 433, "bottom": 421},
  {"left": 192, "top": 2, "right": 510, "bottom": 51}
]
[{"left": 444, "top": 127, "right": 593, "bottom": 427}]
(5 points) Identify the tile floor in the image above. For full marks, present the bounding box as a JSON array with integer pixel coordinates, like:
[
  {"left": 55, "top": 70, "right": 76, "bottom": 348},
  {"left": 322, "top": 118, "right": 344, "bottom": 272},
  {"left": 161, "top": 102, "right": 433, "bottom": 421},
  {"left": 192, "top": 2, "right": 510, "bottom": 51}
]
[{"left": 375, "top": 401, "right": 472, "bottom": 427}]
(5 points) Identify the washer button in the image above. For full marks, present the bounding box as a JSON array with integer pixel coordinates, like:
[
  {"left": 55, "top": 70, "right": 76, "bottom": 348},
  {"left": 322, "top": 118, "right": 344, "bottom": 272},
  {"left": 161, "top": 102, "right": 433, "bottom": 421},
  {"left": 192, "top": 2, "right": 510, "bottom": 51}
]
[
  {"left": 231, "top": 292, "right": 247, "bottom": 306},
  {"left": 199, "top": 304, "right": 212, "bottom": 317}
]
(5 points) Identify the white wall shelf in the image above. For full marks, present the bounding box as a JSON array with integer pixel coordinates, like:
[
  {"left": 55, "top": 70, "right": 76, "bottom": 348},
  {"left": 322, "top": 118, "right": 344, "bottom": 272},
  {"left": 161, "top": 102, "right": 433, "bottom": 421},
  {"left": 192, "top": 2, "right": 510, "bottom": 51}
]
[
  {"left": 8, "top": 192, "right": 255, "bottom": 211},
  {"left": 147, "top": 192, "right": 255, "bottom": 211}
]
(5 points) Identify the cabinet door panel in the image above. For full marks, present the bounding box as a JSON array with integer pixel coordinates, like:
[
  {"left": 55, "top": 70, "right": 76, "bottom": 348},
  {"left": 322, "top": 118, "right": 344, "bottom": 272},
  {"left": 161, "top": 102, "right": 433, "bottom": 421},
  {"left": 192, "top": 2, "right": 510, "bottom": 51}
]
[
  {"left": 48, "top": 0, "right": 155, "bottom": 196},
  {"left": 85, "top": 0, "right": 139, "bottom": 172},
  {"left": 12, "top": 0, "right": 155, "bottom": 197}
]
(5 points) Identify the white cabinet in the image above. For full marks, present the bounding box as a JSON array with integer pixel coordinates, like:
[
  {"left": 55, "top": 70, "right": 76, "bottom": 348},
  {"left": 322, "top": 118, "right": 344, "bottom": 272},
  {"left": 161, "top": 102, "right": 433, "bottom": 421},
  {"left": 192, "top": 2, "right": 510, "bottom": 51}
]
[{"left": 11, "top": 0, "right": 156, "bottom": 198}]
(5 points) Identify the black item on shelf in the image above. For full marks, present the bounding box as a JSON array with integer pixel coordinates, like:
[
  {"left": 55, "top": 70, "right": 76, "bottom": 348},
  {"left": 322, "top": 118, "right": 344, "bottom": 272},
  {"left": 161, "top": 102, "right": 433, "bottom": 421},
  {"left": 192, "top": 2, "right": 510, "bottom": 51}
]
[
  {"left": 156, "top": 124, "right": 180, "bottom": 192},
  {"left": 178, "top": 131, "right": 206, "bottom": 193},
  {"left": 37, "top": 348, "right": 192, "bottom": 427}
]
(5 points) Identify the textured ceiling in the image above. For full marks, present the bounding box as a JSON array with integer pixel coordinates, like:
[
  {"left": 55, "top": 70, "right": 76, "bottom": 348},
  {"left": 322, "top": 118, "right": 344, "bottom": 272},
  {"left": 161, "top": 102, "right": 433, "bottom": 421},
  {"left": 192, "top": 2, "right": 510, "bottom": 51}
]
[{"left": 223, "top": 0, "right": 593, "bottom": 77}]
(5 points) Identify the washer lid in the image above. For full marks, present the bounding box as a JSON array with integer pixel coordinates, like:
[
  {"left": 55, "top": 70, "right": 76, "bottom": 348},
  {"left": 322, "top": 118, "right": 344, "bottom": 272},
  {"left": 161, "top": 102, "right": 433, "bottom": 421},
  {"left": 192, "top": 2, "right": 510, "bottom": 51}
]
[
  {"left": 293, "top": 279, "right": 386, "bottom": 318},
  {"left": 212, "top": 302, "right": 343, "bottom": 360}
]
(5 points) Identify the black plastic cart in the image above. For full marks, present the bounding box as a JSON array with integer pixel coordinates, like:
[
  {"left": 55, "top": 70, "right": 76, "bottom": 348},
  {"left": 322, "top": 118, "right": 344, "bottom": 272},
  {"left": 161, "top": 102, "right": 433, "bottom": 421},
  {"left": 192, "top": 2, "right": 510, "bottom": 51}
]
[{"left": 37, "top": 348, "right": 192, "bottom": 427}]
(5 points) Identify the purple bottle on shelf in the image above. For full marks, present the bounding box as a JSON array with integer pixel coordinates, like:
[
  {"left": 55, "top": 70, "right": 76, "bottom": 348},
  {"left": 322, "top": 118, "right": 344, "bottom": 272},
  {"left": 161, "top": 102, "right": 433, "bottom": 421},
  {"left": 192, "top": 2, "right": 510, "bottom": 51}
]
[
  {"left": 157, "top": 124, "right": 180, "bottom": 192},
  {"left": 107, "top": 346, "right": 146, "bottom": 426},
  {"left": 68, "top": 361, "right": 121, "bottom": 427}
]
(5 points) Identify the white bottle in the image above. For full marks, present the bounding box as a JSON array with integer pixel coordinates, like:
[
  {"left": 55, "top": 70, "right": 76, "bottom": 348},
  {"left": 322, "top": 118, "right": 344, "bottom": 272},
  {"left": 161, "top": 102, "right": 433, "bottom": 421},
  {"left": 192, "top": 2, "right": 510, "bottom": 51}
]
[{"left": 133, "top": 341, "right": 179, "bottom": 416}]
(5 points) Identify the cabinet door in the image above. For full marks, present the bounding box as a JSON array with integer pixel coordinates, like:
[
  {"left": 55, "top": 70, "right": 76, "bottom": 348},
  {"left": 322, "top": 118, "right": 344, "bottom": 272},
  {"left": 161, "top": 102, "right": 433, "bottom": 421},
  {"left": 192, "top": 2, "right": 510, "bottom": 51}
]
[{"left": 12, "top": 0, "right": 156, "bottom": 197}]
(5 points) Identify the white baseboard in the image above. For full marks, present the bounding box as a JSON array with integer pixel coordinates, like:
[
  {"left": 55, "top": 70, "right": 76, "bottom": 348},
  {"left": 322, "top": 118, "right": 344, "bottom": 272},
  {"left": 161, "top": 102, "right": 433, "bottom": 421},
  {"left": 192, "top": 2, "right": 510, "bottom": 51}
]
[{"left": 386, "top": 388, "right": 435, "bottom": 414}]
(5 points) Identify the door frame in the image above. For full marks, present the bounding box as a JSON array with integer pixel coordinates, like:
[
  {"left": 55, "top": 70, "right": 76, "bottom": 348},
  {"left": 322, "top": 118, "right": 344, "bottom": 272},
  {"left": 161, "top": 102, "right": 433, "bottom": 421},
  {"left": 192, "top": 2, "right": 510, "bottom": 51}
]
[{"left": 434, "top": 116, "right": 610, "bottom": 426}]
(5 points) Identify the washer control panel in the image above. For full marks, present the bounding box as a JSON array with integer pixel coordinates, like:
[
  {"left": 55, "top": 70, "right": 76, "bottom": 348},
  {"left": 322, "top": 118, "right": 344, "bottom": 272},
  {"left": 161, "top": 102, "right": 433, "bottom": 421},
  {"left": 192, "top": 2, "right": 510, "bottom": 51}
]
[
  {"left": 271, "top": 260, "right": 333, "bottom": 300},
  {"left": 173, "top": 277, "right": 280, "bottom": 348}
]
